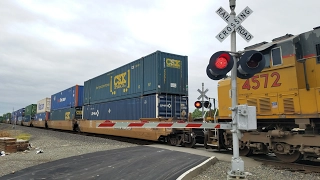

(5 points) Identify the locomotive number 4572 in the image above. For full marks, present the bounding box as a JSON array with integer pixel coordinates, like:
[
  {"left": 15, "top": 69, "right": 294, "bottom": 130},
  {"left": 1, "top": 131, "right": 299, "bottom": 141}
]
[{"left": 242, "top": 72, "right": 281, "bottom": 90}]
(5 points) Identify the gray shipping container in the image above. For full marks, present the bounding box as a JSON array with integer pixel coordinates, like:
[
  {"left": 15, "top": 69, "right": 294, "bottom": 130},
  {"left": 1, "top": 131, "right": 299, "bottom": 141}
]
[{"left": 84, "top": 51, "right": 188, "bottom": 105}]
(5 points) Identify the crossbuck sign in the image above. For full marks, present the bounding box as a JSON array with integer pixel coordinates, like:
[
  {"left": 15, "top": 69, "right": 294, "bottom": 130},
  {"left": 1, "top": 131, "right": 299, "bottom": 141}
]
[
  {"left": 215, "top": 6, "right": 253, "bottom": 42},
  {"left": 197, "top": 88, "right": 208, "bottom": 100}
]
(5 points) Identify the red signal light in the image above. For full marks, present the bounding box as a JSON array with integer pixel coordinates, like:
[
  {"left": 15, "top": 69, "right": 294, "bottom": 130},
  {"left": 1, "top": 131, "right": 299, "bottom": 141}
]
[
  {"left": 207, "top": 51, "right": 234, "bottom": 80},
  {"left": 215, "top": 57, "right": 228, "bottom": 69},
  {"left": 194, "top": 101, "right": 202, "bottom": 109}
]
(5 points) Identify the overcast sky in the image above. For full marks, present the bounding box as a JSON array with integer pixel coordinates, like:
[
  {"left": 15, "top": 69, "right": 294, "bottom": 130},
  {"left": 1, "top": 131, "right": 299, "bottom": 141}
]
[{"left": 1, "top": 0, "right": 320, "bottom": 115}]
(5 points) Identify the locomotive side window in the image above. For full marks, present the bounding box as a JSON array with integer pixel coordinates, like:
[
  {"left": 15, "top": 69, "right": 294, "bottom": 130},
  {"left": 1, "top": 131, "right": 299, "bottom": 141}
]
[
  {"left": 271, "top": 47, "right": 282, "bottom": 66},
  {"left": 316, "top": 44, "right": 320, "bottom": 64},
  {"left": 263, "top": 53, "right": 271, "bottom": 68}
]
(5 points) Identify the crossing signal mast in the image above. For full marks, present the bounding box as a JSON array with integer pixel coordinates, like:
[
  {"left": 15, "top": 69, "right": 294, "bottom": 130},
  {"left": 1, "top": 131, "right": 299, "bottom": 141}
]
[{"left": 210, "top": 0, "right": 262, "bottom": 179}]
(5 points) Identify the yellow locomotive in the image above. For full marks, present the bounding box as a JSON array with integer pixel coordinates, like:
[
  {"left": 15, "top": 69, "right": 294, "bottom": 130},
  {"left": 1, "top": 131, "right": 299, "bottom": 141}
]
[{"left": 206, "top": 26, "right": 320, "bottom": 162}]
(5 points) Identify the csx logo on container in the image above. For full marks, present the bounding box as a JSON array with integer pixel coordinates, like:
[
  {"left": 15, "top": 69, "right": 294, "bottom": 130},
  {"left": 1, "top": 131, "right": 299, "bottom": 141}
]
[
  {"left": 166, "top": 58, "right": 181, "bottom": 69},
  {"left": 114, "top": 72, "right": 127, "bottom": 89},
  {"left": 38, "top": 103, "right": 44, "bottom": 110}
]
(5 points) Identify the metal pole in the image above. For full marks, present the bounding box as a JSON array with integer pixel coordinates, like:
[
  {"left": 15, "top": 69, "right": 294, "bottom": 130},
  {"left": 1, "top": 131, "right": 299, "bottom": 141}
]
[
  {"left": 228, "top": 0, "right": 246, "bottom": 179},
  {"left": 201, "top": 83, "right": 204, "bottom": 117}
]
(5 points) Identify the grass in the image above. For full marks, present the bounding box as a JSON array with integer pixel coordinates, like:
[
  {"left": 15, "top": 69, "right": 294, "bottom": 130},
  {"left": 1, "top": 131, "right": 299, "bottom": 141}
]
[{"left": 15, "top": 133, "right": 31, "bottom": 141}]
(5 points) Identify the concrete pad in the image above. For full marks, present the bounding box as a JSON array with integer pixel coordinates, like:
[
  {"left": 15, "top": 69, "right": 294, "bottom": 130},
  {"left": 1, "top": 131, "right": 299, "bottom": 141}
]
[{"left": 145, "top": 144, "right": 262, "bottom": 168}]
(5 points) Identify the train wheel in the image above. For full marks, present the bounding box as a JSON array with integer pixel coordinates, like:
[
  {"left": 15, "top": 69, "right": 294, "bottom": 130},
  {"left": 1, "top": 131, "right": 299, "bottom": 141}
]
[
  {"left": 183, "top": 136, "right": 196, "bottom": 148},
  {"left": 168, "top": 137, "right": 180, "bottom": 146},
  {"left": 275, "top": 151, "right": 302, "bottom": 163},
  {"left": 239, "top": 146, "right": 253, "bottom": 156}
]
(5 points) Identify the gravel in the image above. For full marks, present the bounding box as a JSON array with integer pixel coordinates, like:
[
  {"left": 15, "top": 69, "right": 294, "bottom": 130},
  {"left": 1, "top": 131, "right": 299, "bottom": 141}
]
[
  {"left": 192, "top": 160, "right": 320, "bottom": 180},
  {"left": 0, "top": 123, "right": 137, "bottom": 177}
]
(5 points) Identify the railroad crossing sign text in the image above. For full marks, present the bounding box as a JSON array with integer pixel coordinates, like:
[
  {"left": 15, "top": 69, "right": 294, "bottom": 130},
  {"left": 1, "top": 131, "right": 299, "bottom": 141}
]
[{"left": 215, "top": 6, "right": 254, "bottom": 42}]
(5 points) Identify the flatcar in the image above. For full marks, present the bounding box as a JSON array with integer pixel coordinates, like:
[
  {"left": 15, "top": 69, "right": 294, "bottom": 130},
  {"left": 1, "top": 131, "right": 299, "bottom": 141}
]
[{"left": 205, "top": 26, "right": 320, "bottom": 162}]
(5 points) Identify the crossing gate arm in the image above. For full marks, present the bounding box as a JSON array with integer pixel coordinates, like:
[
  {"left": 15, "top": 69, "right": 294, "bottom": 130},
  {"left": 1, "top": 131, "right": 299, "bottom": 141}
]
[{"left": 96, "top": 121, "right": 232, "bottom": 129}]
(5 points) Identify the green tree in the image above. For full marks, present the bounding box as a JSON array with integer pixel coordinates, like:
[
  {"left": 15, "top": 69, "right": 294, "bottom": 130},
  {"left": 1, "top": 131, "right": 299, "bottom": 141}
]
[{"left": 192, "top": 109, "right": 202, "bottom": 119}]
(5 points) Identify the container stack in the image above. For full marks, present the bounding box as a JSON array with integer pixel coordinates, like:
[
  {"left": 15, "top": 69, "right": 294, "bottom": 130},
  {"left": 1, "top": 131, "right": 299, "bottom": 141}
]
[
  {"left": 34, "top": 98, "right": 51, "bottom": 121},
  {"left": 16, "top": 108, "right": 25, "bottom": 125},
  {"left": 83, "top": 50, "right": 189, "bottom": 121},
  {"left": 24, "top": 104, "right": 37, "bottom": 123},
  {"left": 50, "top": 85, "right": 84, "bottom": 120}
]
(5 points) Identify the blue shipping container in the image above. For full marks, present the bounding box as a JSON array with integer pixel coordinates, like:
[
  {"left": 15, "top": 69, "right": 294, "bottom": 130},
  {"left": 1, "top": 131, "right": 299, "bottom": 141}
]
[
  {"left": 51, "top": 85, "right": 84, "bottom": 111},
  {"left": 50, "top": 107, "right": 82, "bottom": 120},
  {"left": 84, "top": 51, "right": 188, "bottom": 105},
  {"left": 17, "top": 108, "right": 25, "bottom": 117},
  {"left": 34, "top": 112, "right": 50, "bottom": 121},
  {"left": 23, "top": 115, "right": 33, "bottom": 122},
  {"left": 83, "top": 94, "right": 188, "bottom": 120}
]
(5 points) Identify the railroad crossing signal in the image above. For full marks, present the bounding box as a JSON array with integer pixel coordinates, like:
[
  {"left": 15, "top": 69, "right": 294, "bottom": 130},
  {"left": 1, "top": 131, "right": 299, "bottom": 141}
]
[
  {"left": 215, "top": 6, "right": 253, "bottom": 42},
  {"left": 194, "top": 101, "right": 211, "bottom": 109},
  {"left": 206, "top": 50, "right": 265, "bottom": 80},
  {"left": 197, "top": 88, "right": 208, "bottom": 100}
]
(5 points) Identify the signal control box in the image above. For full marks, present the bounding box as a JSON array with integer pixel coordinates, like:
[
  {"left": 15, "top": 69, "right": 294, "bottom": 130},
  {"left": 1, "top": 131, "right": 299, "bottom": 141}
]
[{"left": 237, "top": 104, "right": 257, "bottom": 130}]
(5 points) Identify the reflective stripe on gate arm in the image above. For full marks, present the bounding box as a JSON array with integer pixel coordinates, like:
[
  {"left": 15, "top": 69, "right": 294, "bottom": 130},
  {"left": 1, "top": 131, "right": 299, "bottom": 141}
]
[{"left": 96, "top": 121, "right": 232, "bottom": 129}]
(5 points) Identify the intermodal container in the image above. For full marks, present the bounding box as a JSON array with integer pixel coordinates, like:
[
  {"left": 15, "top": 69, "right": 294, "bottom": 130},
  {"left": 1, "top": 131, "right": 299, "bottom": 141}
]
[
  {"left": 84, "top": 50, "right": 188, "bottom": 105},
  {"left": 37, "top": 98, "right": 51, "bottom": 113},
  {"left": 17, "top": 108, "right": 25, "bottom": 117},
  {"left": 34, "top": 112, "right": 50, "bottom": 121},
  {"left": 25, "top": 104, "right": 37, "bottom": 116},
  {"left": 23, "top": 115, "right": 33, "bottom": 122},
  {"left": 17, "top": 116, "right": 23, "bottom": 123},
  {"left": 142, "top": 51, "right": 188, "bottom": 95},
  {"left": 51, "top": 85, "right": 84, "bottom": 111},
  {"left": 50, "top": 107, "right": 82, "bottom": 120},
  {"left": 83, "top": 94, "right": 188, "bottom": 120}
]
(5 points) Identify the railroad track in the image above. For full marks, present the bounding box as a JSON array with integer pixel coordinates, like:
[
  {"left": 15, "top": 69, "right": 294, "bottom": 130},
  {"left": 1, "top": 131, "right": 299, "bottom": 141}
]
[
  {"left": 252, "top": 154, "right": 320, "bottom": 174},
  {"left": 42, "top": 127, "right": 159, "bottom": 146}
]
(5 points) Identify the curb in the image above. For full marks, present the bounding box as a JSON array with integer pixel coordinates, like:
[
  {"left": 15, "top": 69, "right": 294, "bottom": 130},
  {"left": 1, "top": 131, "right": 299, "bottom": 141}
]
[{"left": 176, "top": 156, "right": 218, "bottom": 180}]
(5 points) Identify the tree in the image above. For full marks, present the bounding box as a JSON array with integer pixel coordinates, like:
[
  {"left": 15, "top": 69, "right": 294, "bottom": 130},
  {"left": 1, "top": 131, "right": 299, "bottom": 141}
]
[
  {"left": 191, "top": 109, "right": 202, "bottom": 119},
  {"left": 191, "top": 108, "right": 220, "bottom": 121}
]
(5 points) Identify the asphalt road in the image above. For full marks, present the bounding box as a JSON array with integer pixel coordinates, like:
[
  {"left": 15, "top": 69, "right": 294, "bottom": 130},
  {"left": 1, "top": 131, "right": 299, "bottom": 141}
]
[{"left": 1, "top": 146, "right": 208, "bottom": 180}]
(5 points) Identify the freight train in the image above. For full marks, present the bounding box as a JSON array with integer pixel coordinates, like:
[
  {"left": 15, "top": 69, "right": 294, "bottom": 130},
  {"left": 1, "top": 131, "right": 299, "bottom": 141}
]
[
  {"left": 204, "top": 26, "right": 320, "bottom": 163},
  {"left": 2, "top": 27, "right": 320, "bottom": 163},
  {"left": 2, "top": 50, "right": 197, "bottom": 148}
]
